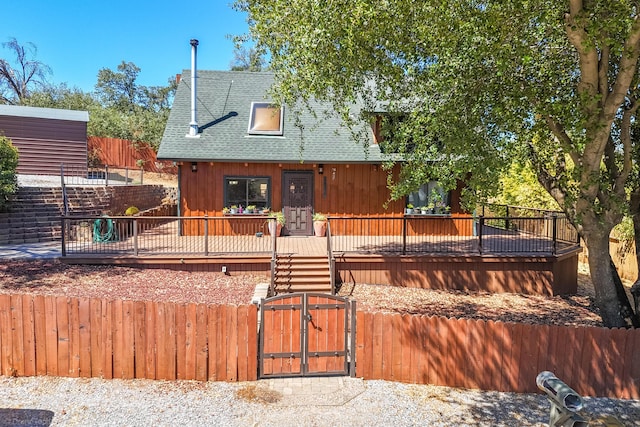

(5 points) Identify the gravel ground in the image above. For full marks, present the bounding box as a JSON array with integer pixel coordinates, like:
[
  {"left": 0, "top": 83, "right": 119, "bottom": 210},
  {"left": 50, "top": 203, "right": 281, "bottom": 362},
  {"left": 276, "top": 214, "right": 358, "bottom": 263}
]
[{"left": 0, "top": 376, "right": 638, "bottom": 426}]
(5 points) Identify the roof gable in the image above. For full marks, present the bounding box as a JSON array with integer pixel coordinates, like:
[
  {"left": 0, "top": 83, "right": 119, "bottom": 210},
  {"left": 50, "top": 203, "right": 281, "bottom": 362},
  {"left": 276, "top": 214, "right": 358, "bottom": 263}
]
[{"left": 157, "top": 70, "right": 382, "bottom": 163}]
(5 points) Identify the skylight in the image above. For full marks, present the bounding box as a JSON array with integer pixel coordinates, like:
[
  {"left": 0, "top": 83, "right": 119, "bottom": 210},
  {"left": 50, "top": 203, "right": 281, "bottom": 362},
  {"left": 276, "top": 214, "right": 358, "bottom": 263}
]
[{"left": 248, "top": 102, "right": 284, "bottom": 136}]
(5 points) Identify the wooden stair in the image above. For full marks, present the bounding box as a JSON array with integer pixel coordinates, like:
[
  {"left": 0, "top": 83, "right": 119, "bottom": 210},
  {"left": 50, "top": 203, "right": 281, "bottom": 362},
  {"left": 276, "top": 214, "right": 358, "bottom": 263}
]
[{"left": 273, "top": 254, "right": 332, "bottom": 294}]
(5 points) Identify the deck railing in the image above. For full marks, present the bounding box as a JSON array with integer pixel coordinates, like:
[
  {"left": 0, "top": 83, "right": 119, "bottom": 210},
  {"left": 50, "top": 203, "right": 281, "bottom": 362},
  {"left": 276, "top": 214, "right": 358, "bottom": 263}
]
[
  {"left": 328, "top": 214, "right": 580, "bottom": 255},
  {"left": 62, "top": 213, "right": 580, "bottom": 258},
  {"left": 61, "top": 215, "right": 276, "bottom": 257}
]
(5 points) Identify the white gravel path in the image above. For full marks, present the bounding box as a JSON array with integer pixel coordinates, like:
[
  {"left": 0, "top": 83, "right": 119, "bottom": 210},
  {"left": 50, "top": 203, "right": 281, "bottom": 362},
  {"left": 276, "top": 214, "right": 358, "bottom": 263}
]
[{"left": 0, "top": 376, "right": 638, "bottom": 426}]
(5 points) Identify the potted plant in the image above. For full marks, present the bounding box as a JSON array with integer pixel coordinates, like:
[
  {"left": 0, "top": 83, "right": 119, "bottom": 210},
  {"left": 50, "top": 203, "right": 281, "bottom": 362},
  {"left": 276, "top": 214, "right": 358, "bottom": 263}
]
[
  {"left": 230, "top": 205, "right": 238, "bottom": 214},
  {"left": 268, "top": 211, "right": 285, "bottom": 236},
  {"left": 420, "top": 206, "right": 429, "bottom": 215},
  {"left": 262, "top": 207, "right": 271, "bottom": 214},
  {"left": 312, "top": 212, "right": 328, "bottom": 236},
  {"left": 222, "top": 207, "right": 230, "bottom": 214},
  {"left": 405, "top": 203, "right": 414, "bottom": 214},
  {"left": 246, "top": 205, "right": 256, "bottom": 214}
]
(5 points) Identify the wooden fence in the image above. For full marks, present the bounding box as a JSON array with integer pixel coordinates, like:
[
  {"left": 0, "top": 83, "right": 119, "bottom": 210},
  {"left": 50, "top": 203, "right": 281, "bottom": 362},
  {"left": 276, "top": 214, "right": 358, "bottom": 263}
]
[
  {"left": 355, "top": 311, "right": 640, "bottom": 399},
  {"left": 0, "top": 294, "right": 256, "bottom": 382},
  {"left": 88, "top": 136, "right": 177, "bottom": 174},
  {"left": 1, "top": 293, "right": 639, "bottom": 399}
]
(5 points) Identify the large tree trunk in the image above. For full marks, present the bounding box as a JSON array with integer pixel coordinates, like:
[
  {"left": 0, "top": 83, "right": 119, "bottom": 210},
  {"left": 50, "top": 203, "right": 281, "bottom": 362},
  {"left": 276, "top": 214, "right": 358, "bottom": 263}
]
[
  {"left": 583, "top": 230, "right": 636, "bottom": 327},
  {"left": 630, "top": 205, "right": 640, "bottom": 318}
]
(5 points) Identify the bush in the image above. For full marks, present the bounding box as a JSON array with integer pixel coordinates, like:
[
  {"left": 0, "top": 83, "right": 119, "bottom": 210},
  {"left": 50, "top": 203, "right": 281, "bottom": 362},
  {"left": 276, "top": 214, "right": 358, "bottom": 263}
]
[
  {"left": 125, "top": 206, "right": 140, "bottom": 216},
  {"left": 0, "top": 136, "right": 19, "bottom": 211}
]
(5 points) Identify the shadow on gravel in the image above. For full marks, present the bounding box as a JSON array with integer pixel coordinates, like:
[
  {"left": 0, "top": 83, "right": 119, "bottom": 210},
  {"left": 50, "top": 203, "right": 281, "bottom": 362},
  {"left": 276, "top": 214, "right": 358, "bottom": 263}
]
[{"left": 0, "top": 408, "right": 54, "bottom": 426}]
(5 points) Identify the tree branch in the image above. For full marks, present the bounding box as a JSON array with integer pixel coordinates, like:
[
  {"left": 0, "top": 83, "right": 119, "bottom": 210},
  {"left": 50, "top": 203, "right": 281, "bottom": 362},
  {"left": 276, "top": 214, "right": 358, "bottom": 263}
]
[{"left": 544, "top": 115, "right": 581, "bottom": 165}]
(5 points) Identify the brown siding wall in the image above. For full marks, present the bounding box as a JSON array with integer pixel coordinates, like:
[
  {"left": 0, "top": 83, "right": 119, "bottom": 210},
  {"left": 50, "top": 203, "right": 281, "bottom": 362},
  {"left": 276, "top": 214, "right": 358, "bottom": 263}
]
[
  {"left": 178, "top": 162, "right": 466, "bottom": 234},
  {"left": 337, "top": 253, "right": 579, "bottom": 296},
  {"left": 0, "top": 115, "right": 87, "bottom": 175}
]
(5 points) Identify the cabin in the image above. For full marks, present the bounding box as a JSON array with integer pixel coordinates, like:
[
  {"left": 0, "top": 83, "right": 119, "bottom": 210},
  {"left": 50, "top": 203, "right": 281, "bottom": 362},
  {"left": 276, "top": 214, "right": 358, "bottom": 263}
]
[
  {"left": 156, "top": 70, "right": 465, "bottom": 232},
  {"left": 0, "top": 105, "right": 89, "bottom": 176},
  {"left": 151, "top": 65, "right": 580, "bottom": 296}
]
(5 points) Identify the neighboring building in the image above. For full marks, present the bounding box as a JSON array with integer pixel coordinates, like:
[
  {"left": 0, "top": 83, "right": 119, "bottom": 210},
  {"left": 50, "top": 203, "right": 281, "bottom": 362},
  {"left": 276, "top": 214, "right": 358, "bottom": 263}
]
[
  {"left": 158, "top": 70, "right": 465, "bottom": 236},
  {"left": 0, "top": 105, "right": 89, "bottom": 176}
]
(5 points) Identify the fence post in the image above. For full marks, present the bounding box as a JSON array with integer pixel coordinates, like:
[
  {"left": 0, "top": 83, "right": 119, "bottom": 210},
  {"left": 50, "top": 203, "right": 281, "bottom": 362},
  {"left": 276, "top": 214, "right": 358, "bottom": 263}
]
[
  {"left": 552, "top": 214, "right": 557, "bottom": 255},
  {"left": 204, "top": 215, "right": 209, "bottom": 256},
  {"left": 61, "top": 216, "right": 67, "bottom": 257},
  {"left": 133, "top": 218, "right": 138, "bottom": 256},
  {"left": 478, "top": 215, "right": 484, "bottom": 255},
  {"left": 505, "top": 205, "right": 510, "bottom": 231},
  {"left": 402, "top": 216, "right": 407, "bottom": 255}
]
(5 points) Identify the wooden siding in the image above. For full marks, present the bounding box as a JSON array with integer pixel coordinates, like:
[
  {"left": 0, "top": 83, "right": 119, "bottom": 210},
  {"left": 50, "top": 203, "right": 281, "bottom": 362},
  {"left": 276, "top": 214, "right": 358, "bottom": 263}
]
[
  {"left": 0, "top": 295, "right": 258, "bottom": 382},
  {"left": 337, "top": 252, "right": 579, "bottom": 296},
  {"left": 178, "top": 162, "right": 466, "bottom": 235},
  {"left": 0, "top": 115, "right": 87, "bottom": 175},
  {"left": 88, "top": 136, "right": 177, "bottom": 173},
  {"left": 355, "top": 311, "right": 640, "bottom": 399}
]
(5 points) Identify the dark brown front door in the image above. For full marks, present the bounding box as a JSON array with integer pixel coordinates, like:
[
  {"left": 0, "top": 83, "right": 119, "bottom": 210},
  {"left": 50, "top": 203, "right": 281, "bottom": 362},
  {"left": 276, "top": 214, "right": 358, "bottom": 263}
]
[{"left": 283, "top": 171, "right": 313, "bottom": 236}]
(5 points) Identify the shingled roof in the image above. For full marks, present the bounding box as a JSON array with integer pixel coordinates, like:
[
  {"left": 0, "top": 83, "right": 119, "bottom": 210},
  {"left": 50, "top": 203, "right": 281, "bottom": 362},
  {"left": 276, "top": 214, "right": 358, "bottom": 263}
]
[{"left": 157, "top": 70, "right": 383, "bottom": 163}]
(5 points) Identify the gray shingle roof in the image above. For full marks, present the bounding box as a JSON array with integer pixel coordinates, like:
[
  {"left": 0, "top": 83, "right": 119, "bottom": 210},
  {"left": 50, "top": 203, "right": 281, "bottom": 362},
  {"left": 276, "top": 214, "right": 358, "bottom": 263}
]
[{"left": 157, "top": 70, "right": 383, "bottom": 163}]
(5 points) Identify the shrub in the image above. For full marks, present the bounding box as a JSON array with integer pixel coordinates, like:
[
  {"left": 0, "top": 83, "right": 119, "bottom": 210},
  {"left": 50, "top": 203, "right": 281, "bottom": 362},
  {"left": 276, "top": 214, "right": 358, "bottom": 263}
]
[
  {"left": 125, "top": 206, "right": 139, "bottom": 216},
  {"left": 0, "top": 136, "right": 19, "bottom": 211}
]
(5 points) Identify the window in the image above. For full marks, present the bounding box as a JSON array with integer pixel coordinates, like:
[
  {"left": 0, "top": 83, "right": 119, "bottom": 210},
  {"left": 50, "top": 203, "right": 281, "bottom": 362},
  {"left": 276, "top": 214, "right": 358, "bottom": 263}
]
[
  {"left": 248, "top": 102, "right": 284, "bottom": 135},
  {"left": 224, "top": 176, "right": 270, "bottom": 209},
  {"left": 407, "top": 181, "right": 449, "bottom": 208}
]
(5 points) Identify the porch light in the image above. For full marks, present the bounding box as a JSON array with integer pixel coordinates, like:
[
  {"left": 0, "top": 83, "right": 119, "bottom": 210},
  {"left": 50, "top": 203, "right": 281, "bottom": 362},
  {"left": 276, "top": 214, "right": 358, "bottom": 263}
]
[
  {"left": 318, "top": 164, "right": 324, "bottom": 174},
  {"left": 191, "top": 162, "right": 198, "bottom": 172}
]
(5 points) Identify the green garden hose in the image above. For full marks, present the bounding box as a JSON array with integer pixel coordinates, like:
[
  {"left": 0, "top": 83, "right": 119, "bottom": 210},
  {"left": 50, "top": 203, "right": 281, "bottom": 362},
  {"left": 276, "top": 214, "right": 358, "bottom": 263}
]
[{"left": 93, "top": 217, "right": 117, "bottom": 242}]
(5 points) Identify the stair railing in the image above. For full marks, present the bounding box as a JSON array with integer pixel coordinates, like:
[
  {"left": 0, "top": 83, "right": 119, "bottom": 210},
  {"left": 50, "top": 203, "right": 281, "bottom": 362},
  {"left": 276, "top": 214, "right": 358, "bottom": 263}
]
[
  {"left": 327, "top": 217, "right": 335, "bottom": 294},
  {"left": 269, "top": 217, "right": 277, "bottom": 296}
]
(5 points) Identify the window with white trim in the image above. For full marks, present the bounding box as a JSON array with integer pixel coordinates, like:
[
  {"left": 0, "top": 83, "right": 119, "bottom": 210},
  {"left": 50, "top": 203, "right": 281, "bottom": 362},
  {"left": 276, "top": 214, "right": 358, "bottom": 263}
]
[{"left": 248, "top": 102, "right": 284, "bottom": 135}]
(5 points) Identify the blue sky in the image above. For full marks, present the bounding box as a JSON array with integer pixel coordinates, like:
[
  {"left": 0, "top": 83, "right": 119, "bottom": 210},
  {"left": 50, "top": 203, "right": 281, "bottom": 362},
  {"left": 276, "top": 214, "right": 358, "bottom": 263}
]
[{"left": 2, "top": 1, "right": 249, "bottom": 93}]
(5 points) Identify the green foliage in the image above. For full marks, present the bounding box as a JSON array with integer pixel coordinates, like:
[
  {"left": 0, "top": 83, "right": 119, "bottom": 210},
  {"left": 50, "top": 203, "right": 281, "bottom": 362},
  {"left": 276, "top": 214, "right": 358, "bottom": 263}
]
[
  {"left": 229, "top": 46, "right": 267, "bottom": 71},
  {"left": 496, "top": 161, "right": 560, "bottom": 211},
  {"left": 312, "top": 212, "right": 327, "bottom": 221},
  {"left": 124, "top": 206, "right": 139, "bottom": 216},
  {"left": 240, "top": 0, "right": 640, "bottom": 325},
  {"left": 269, "top": 210, "right": 285, "bottom": 225},
  {"left": 0, "top": 136, "right": 18, "bottom": 210}
]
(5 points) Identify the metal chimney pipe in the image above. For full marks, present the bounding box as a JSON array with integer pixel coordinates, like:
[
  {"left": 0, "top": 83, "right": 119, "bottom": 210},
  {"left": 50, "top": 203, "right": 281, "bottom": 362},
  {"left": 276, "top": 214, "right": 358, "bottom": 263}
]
[{"left": 188, "top": 39, "right": 199, "bottom": 137}]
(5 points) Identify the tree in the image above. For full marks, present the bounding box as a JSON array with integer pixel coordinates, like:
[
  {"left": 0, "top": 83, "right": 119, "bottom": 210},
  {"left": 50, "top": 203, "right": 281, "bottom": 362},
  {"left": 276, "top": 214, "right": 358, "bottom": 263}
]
[
  {"left": 0, "top": 136, "right": 18, "bottom": 211},
  {"left": 230, "top": 46, "right": 266, "bottom": 71},
  {"left": 93, "top": 62, "right": 177, "bottom": 149},
  {"left": 0, "top": 37, "right": 51, "bottom": 104},
  {"left": 238, "top": 0, "right": 640, "bottom": 327}
]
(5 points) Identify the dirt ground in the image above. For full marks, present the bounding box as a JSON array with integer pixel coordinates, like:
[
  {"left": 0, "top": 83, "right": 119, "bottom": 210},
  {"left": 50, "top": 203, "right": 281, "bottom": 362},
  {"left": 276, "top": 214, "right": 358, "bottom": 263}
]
[{"left": 0, "top": 259, "right": 611, "bottom": 327}]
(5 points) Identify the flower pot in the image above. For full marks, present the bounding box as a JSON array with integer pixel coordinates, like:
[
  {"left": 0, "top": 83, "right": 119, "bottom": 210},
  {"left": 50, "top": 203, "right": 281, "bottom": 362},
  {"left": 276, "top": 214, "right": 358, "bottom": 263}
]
[
  {"left": 268, "top": 221, "right": 283, "bottom": 236},
  {"left": 405, "top": 208, "right": 414, "bottom": 214},
  {"left": 313, "top": 220, "right": 327, "bottom": 237}
]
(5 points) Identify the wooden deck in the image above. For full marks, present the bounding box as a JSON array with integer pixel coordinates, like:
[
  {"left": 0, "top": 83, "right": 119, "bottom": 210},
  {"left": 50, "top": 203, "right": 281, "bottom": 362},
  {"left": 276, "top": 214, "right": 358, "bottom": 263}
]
[{"left": 64, "top": 219, "right": 577, "bottom": 258}]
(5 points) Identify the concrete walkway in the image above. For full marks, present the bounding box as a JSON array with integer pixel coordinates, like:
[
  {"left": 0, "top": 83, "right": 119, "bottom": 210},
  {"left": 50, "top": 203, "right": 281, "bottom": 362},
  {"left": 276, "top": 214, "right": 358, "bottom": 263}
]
[{"left": 0, "top": 241, "right": 61, "bottom": 260}]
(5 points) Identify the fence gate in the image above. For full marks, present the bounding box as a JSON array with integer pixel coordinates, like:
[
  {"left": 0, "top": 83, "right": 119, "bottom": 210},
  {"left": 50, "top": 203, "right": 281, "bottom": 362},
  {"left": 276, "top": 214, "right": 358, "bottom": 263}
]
[{"left": 259, "top": 293, "right": 355, "bottom": 378}]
